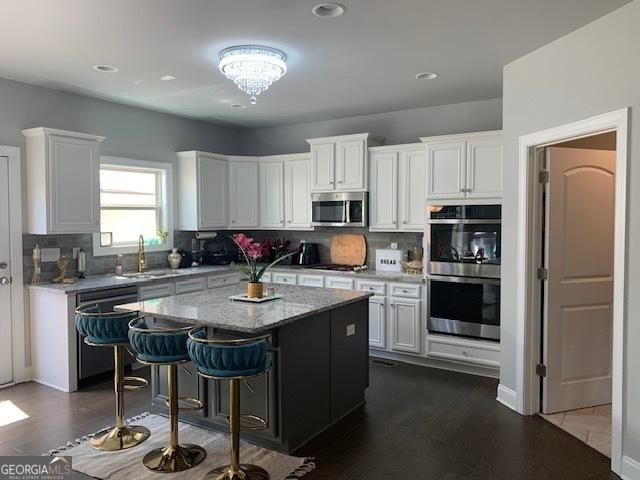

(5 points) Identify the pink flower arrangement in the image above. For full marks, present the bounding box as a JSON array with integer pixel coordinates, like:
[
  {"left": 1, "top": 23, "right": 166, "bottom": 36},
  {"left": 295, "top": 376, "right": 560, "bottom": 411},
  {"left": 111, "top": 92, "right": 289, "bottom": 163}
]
[{"left": 230, "top": 233, "right": 294, "bottom": 283}]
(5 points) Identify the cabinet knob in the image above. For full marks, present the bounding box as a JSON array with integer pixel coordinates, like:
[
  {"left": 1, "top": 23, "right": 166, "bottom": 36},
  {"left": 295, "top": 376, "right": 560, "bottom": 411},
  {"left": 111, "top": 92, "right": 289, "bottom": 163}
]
[
  {"left": 338, "top": 180, "right": 343, "bottom": 184},
  {"left": 460, "top": 188, "right": 466, "bottom": 193},
  {"left": 402, "top": 220, "right": 408, "bottom": 224}
]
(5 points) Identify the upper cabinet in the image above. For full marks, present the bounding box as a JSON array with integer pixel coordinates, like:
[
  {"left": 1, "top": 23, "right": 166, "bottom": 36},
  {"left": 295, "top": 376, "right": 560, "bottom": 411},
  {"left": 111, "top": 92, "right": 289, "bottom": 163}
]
[
  {"left": 259, "top": 153, "right": 313, "bottom": 231},
  {"left": 369, "top": 144, "right": 426, "bottom": 232},
  {"left": 177, "top": 151, "right": 228, "bottom": 231},
  {"left": 421, "top": 131, "right": 503, "bottom": 200},
  {"left": 228, "top": 156, "right": 259, "bottom": 228},
  {"left": 22, "top": 127, "right": 104, "bottom": 234},
  {"left": 307, "top": 133, "right": 383, "bottom": 192}
]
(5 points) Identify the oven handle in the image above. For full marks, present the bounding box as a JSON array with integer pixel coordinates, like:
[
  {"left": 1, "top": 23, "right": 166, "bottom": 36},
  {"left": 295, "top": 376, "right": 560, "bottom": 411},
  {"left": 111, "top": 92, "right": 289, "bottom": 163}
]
[
  {"left": 345, "top": 200, "right": 351, "bottom": 223},
  {"left": 427, "top": 275, "right": 500, "bottom": 285},
  {"left": 427, "top": 219, "right": 502, "bottom": 224}
]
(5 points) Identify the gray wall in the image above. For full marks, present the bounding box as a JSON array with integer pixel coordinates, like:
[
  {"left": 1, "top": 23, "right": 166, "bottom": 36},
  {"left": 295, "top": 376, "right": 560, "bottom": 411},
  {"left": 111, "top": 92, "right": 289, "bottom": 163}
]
[
  {"left": 239, "top": 98, "right": 502, "bottom": 155},
  {"left": 501, "top": 0, "right": 639, "bottom": 465},
  {"left": 0, "top": 76, "right": 244, "bottom": 161}
]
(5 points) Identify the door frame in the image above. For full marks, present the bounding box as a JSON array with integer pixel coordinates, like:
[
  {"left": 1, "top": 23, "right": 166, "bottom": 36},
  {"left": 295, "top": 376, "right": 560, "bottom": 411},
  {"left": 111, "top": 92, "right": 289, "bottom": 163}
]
[
  {"left": 0, "top": 145, "right": 27, "bottom": 386},
  {"left": 515, "top": 109, "right": 627, "bottom": 473}
]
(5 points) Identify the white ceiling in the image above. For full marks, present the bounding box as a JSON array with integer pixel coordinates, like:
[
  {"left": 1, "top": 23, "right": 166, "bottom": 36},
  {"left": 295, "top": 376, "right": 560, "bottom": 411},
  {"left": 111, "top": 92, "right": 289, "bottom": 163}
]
[{"left": 0, "top": 0, "right": 630, "bottom": 128}]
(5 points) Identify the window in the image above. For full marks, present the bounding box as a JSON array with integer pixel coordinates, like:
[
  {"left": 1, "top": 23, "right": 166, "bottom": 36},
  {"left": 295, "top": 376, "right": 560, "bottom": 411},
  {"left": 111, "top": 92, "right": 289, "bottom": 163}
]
[{"left": 92, "top": 157, "right": 173, "bottom": 256}]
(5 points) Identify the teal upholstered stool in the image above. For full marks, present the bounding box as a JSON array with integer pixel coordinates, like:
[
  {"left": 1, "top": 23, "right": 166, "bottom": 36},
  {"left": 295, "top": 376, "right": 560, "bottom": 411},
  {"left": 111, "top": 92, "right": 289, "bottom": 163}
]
[
  {"left": 187, "top": 327, "right": 271, "bottom": 480},
  {"left": 128, "top": 318, "right": 206, "bottom": 473},
  {"left": 74, "top": 305, "right": 150, "bottom": 451}
]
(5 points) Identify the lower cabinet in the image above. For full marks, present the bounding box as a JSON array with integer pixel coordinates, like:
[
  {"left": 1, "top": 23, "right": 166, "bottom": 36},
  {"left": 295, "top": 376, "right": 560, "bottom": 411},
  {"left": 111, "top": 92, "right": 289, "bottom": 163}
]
[
  {"left": 367, "top": 295, "right": 387, "bottom": 349},
  {"left": 298, "top": 274, "right": 325, "bottom": 287},
  {"left": 139, "top": 282, "right": 176, "bottom": 300},
  {"left": 325, "top": 276, "right": 355, "bottom": 290},
  {"left": 389, "top": 297, "right": 421, "bottom": 354},
  {"left": 152, "top": 361, "right": 207, "bottom": 418},
  {"left": 272, "top": 272, "right": 297, "bottom": 285}
]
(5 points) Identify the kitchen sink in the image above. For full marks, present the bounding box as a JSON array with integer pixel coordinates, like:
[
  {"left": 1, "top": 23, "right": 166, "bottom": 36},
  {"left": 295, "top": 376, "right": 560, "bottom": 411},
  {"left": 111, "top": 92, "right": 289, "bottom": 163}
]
[{"left": 117, "top": 270, "right": 181, "bottom": 280}]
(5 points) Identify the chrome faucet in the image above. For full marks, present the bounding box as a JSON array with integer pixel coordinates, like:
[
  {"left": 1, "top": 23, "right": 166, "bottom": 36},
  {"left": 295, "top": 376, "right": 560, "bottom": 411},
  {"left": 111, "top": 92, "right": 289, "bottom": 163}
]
[{"left": 138, "top": 235, "right": 147, "bottom": 273}]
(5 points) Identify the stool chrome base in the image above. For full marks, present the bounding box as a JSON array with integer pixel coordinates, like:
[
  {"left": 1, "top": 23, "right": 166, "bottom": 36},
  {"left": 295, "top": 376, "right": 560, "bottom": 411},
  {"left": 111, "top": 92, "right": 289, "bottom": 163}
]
[
  {"left": 89, "top": 425, "right": 151, "bottom": 451},
  {"left": 142, "top": 444, "right": 207, "bottom": 473},
  {"left": 204, "top": 464, "right": 270, "bottom": 480}
]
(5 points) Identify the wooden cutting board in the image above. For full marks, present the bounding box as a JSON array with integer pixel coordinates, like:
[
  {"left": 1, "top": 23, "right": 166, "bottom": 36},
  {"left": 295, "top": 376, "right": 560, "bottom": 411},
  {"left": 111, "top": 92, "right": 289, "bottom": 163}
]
[{"left": 330, "top": 234, "right": 367, "bottom": 266}]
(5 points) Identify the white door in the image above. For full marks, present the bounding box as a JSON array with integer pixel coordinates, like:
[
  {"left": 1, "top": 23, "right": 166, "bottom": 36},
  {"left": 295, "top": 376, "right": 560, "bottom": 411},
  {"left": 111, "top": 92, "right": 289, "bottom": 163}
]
[
  {"left": 543, "top": 147, "right": 616, "bottom": 413},
  {"left": 426, "top": 141, "right": 467, "bottom": 199},
  {"left": 0, "top": 156, "right": 12, "bottom": 384},
  {"left": 311, "top": 142, "right": 335, "bottom": 191},
  {"left": 259, "top": 161, "right": 285, "bottom": 229},
  {"left": 48, "top": 135, "right": 100, "bottom": 233},
  {"left": 368, "top": 296, "right": 386, "bottom": 349},
  {"left": 466, "top": 138, "right": 503, "bottom": 198},
  {"left": 198, "top": 156, "right": 228, "bottom": 229},
  {"left": 390, "top": 297, "right": 421, "bottom": 354},
  {"left": 399, "top": 148, "right": 427, "bottom": 231},
  {"left": 284, "top": 157, "right": 311, "bottom": 229},
  {"left": 336, "top": 139, "right": 365, "bottom": 190},
  {"left": 228, "top": 160, "right": 259, "bottom": 228},
  {"left": 369, "top": 151, "right": 397, "bottom": 230}
]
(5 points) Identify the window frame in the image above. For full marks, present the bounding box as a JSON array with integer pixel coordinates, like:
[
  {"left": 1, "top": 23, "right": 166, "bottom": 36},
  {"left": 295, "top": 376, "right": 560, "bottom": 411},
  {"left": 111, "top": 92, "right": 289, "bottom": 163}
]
[{"left": 92, "top": 156, "right": 174, "bottom": 257}]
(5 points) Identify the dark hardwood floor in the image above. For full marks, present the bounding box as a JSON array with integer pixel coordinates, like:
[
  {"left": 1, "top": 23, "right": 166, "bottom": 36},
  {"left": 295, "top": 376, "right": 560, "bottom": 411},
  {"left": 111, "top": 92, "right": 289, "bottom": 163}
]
[{"left": 0, "top": 361, "right": 618, "bottom": 479}]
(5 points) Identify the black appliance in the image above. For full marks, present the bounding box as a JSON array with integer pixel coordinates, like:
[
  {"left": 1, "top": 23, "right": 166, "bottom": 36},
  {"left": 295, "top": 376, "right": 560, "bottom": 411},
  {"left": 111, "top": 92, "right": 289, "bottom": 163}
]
[
  {"left": 201, "top": 240, "right": 238, "bottom": 265},
  {"left": 298, "top": 242, "right": 319, "bottom": 266},
  {"left": 311, "top": 192, "right": 368, "bottom": 227},
  {"left": 178, "top": 249, "right": 192, "bottom": 268},
  {"left": 425, "top": 204, "right": 501, "bottom": 342},
  {"left": 275, "top": 250, "right": 298, "bottom": 265}
]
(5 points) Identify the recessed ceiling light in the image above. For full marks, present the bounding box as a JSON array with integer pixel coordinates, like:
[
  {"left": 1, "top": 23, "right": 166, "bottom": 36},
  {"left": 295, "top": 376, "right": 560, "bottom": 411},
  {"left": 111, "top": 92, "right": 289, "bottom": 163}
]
[
  {"left": 312, "top": 3, "right": 346, "bottom": 18},
  {"left": 160, "top": 75, "right": 176, "bottom": 81},
  {"left": 93, "top": 64, "right": 119, "bottom": 73},
  {"left": 230, "top": 104, "right": 247, "bottom": 109},
  {"left": 415, "top": 72, "right": 439, "bottom": 80}
]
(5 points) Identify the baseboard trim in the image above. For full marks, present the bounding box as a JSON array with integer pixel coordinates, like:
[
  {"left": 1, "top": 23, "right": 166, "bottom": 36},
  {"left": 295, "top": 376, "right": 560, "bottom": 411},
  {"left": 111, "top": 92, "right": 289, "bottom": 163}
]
[
  {"left": 369, "top": 349, "right": 500, "bottom": 379},
  {"left": 621, "top": 455, "right": 640, "bottom": 480},
  {"left": 31, "top": 378, "right": 70, "bottom": 393},
  {"left": 496, "top": 384, "right": 518, "bottom": 411}
]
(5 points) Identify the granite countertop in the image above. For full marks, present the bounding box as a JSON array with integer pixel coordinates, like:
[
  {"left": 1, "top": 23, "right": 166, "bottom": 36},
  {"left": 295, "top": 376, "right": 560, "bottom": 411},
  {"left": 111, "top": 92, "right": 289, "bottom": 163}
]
[
  {"left": 268, "top": 265, "right": 424, "bottom": 284},
  {"left": 115, "top": 283, "right": 374, "bottom": 333},
  {"left": 26, "top": 266, "right": 235, "bottom": 295}
]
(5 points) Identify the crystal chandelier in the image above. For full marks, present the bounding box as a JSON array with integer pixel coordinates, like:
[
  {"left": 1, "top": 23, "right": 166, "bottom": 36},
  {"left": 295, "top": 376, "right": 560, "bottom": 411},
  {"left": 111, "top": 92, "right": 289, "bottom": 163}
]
[{"left": 219, "top": 45, "right": 287, "bottom": 105}]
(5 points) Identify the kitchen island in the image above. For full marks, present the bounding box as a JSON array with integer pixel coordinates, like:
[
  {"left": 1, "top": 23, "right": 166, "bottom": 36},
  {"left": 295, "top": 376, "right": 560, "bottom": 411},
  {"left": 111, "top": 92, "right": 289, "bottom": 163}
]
[{"left": 116, "top": 283, "right": 373, "bottom": 454}]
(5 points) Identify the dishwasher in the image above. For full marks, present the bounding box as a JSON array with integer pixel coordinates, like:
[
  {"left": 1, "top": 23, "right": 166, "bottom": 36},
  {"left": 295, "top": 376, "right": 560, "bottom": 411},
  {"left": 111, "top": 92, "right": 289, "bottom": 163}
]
[{"left": 76, "top": 286, "right": 139, "bottom": 383}]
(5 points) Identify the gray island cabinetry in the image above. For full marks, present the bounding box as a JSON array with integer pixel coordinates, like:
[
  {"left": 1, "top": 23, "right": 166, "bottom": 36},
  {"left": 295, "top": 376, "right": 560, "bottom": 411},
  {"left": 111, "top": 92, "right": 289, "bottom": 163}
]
[{"left": 116, "top": 284, "right": 372, "bottom": 454}]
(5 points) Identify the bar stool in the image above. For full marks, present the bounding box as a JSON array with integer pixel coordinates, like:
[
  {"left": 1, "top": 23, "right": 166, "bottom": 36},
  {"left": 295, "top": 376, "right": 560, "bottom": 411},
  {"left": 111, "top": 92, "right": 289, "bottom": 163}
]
[
  {"left": 74, "top": 305, "right": 151, "bottom": 451},
  {"left": 187, "top": 327, "right": 271, "bottom": 480},
  {"left": 128, "top": 318, "right": 206, "bottom": 473}
]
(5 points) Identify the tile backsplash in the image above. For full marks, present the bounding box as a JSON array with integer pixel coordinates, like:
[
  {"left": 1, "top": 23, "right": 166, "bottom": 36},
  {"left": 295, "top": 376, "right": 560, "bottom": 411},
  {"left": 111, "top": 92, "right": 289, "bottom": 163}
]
[{"left": 23, "top": 228, "right": 422, "bottom": 283}]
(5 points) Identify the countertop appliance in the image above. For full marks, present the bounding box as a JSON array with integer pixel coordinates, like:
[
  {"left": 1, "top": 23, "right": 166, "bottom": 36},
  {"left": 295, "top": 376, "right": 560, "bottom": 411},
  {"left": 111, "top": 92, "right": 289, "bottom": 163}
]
[
  {"left": 201, "top": 240, "right": 238, "bottom": 265},
  {"left": 77, "top": 286, "right": 138, "bottom": 383},
  {"left": 177, "top": 249, "right": 192, "bottom": 268},
  {"left": 426, "top": 204, "right": 501, "bottom": 341},
  {"left": 298, "top": 242, "right": 319, "bottom": 266},
  {"left": 311, "top": 191, "right": 368, "bottom": 227}
]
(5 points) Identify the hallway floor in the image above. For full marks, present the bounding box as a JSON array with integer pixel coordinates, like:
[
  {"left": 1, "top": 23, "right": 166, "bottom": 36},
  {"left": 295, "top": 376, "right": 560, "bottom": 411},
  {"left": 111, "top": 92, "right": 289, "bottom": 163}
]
[{"left": 540, "top": 405, "right": 612, "bottom": 457}]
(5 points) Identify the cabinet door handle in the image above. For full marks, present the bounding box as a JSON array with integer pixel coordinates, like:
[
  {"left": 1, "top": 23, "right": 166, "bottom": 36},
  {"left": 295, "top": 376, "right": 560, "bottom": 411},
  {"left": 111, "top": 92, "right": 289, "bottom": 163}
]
[{"left": 402, "top": 220, "right": 408, "bottom": 225}]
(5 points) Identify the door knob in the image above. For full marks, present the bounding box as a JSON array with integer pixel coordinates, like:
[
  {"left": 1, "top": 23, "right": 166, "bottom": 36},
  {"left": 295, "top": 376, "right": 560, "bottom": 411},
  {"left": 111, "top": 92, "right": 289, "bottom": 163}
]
[{"left": 0, "top": 277, "right": 10, "bottom": 285}]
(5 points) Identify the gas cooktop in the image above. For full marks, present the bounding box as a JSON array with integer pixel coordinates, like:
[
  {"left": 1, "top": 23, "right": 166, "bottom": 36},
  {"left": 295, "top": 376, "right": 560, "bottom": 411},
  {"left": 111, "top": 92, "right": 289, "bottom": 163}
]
[{"left": 308, "top": 264, "right": 368, "bottom": 272}]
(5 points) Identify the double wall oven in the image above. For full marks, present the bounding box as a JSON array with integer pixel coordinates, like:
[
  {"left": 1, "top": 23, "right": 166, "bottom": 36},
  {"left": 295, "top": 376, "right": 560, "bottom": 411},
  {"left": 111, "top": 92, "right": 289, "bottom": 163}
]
[{"left": 425, "top": 205, "right": 501, "bottom": 341}]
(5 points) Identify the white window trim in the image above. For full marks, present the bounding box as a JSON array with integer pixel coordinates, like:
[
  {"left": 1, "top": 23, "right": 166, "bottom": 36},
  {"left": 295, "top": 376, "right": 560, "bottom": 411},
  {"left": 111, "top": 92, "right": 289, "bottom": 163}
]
[{"left": 92, "top": 156, "right": 174, "bottom": 257}]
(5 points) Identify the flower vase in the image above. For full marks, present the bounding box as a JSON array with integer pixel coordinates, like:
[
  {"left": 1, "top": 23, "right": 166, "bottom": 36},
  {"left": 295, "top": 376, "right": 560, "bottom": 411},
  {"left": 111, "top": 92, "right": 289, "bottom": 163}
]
[
  {"left": 247, "top": 282, "right": 264, "bottom": 299},
  {"left": 168, "top": 248, "right": 182, "bottom": 269}
]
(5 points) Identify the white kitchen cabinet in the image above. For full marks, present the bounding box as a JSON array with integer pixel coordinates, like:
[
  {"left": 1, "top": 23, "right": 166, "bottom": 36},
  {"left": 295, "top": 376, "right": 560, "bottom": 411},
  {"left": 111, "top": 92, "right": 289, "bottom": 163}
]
[
  {"left": 177, "top": 151, "right": 228, "bottom": 230},
  {"left": 261, "top": 272, "right": 273, "bottom": 283},
  {"left": 298, "top": 274, "right": 325, "bottom": 287},
  {"left": 228, "top": 157, "right": 259, "bottom": 228},
  {"left": 368, "top": 295, "right": 387, "bottom": 349},
  {"left": 139, "top": 282, "right": 176, "bottom": 301},
  {"left": 369, "top": 150, "right": 398, "bottom": 230},
  {"left": 421, "top": 131, "right": 503, "bottom": 201},
  {"left": 175, "top": 277, "right": 206, "bottom": 295},
  {"left": 23, "top": 127, "right": 104, "bottom": 234},
  {"left": 425, "top": 334, "right": 500, "bottom": 368},
  {"left": 307, "top": 133, "right": 383, "bottom": 192},
  {"left": 207, "top": 273, "right": 240, "bottom": 289},
  {"left": 398, "top": 147, "right": 427, "bottom": 230},
  {"left": 259, "top": 160, "right": 285, "bottom": 229},
  {"left": 369, "top": 144, "right": 426, "bottom": 232},
  {"left": 284, "top": 155, "right": 313, "bottom": 230},
  {"left": 325, "top": 276, "right": 355, "bottom": 290},
  {"left": 272, "top": 272, "right": 297, "bottom": 285},
  {"left": 389, "top": 297, "right": 421, "bottom": 354}
]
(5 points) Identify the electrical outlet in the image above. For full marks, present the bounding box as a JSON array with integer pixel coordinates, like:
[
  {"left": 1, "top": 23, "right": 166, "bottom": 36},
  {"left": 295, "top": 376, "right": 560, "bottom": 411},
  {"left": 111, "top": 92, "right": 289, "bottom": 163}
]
[
  {"left": 346, "top": 324, "right": 356, "bottom": 337},
  {"left": 72, "top": 247, "right": 80, "bottom": 259},
  {"left": 390, "top": 243, "right": 398, "bottom": 250},
  {"left": 40, "top": 248, "right": 61, "bottom": 263}
]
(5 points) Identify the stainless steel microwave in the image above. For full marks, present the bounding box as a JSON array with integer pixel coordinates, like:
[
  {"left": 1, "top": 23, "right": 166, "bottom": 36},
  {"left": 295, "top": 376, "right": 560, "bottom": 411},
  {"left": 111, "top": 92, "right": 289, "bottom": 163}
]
[{"left": 311, "top": 192, "right": 368, "bottom": 227}]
